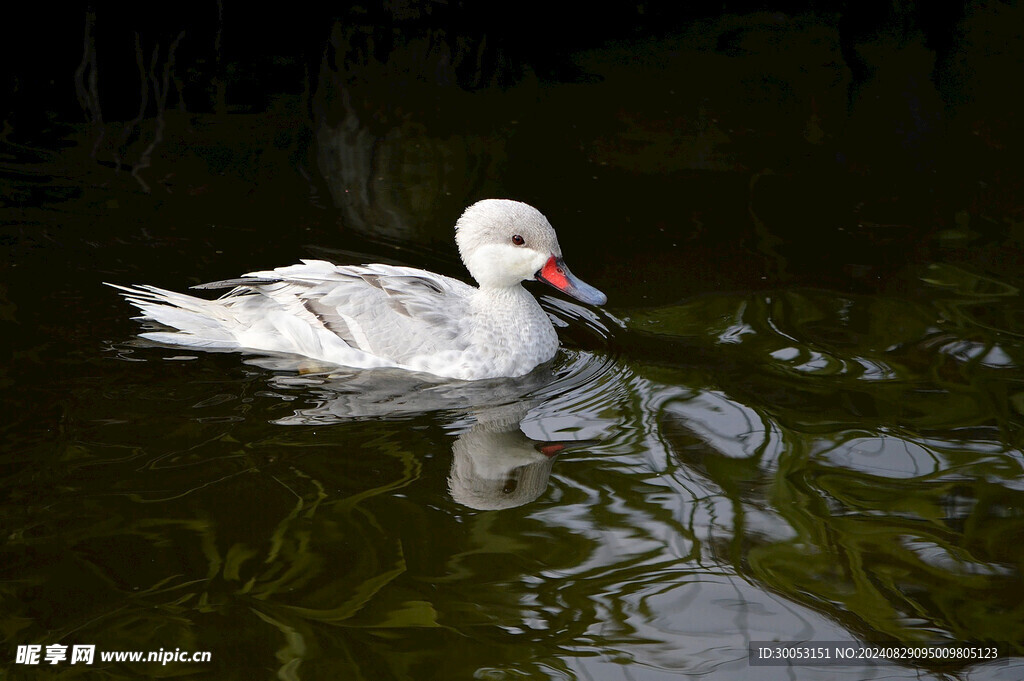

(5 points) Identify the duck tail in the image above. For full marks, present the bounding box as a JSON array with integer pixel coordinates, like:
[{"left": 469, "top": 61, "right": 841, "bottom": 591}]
[{"left": 105, "top": 283, "right": 241, "bottom": 349}]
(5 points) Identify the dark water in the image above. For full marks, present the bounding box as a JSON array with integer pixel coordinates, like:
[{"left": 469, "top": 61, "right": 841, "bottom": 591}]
[{"left": 4, "top": 6, "right": 1024, "bottom": 680}]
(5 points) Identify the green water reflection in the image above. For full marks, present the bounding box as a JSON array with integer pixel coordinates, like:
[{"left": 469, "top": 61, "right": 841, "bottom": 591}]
[
  {"left": 3, "top": 236, "right": 1023, "bottom": 678},
  {"left": 641, "top": 281, "right": 1024, "bottom": 660}
]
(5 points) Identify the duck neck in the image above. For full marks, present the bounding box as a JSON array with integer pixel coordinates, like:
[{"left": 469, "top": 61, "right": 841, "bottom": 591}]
[
  {"left": 475, "top": 283, "right": 546, "bottom": 318},
  {"left": 471, "top": 284, "right": 559, "bottom": 364}
]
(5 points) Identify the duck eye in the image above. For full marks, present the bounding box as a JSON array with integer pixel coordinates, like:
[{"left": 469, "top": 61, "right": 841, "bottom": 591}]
[{"left": 511, "top": 235, "right": 525, "bottom": 246}]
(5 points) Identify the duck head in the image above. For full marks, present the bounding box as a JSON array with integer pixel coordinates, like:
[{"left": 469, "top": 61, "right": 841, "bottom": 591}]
[{"left": 455, "top": 199, "right": 607, "bottom": 306}]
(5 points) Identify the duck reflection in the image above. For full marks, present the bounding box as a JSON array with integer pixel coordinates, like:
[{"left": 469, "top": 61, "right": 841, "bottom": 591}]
[
  {"left": 447, "top": 401, "right": 590, "bottom": 511},
  {"left": 252, "top": 353, "right": 601, "bottom": 510}
]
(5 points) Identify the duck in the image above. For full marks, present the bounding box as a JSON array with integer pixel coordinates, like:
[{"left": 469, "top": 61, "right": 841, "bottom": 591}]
[{"left": 108, "top": 199, "right": 607, "bottom": 380}]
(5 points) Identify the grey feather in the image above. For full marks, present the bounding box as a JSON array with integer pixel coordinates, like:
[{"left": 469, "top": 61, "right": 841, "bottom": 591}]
[{"left": 191, "top": 277, "right": 281, "bottom": 290}]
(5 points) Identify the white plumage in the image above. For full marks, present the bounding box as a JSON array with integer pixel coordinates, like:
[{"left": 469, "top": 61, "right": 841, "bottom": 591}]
[{"left": 109, "top": 199, "right": 606, "bottom": 380}]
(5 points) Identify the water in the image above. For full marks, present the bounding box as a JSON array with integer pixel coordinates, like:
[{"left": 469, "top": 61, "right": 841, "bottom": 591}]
[{"left": 4, "top": 8, "right": 1024, "bottom": 681}]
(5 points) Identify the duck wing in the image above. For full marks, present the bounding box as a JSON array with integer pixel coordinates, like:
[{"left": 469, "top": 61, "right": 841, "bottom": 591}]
[{"left": 206, "top": 259, "right": 476, "bottom": 364}]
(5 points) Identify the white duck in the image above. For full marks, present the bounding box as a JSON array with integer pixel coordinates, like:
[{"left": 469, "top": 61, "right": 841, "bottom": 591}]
[{"left": 109, "top": 199, "right": 606, "bottom": 380}]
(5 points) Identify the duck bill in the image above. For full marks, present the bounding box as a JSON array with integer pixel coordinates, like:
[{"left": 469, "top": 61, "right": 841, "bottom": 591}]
[{"left": 535, "top": 256, "right": 607, "bottom": 306}]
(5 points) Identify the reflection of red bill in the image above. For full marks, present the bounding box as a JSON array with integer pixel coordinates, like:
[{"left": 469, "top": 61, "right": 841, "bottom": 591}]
[
  {"left": 535, "top": 255, "right": 607, "bottom": 306},
  {"left": 534, "top": 439, "right": 601, "bottom": 458},
  {"left": 537, "top": 443, "right": 567, "bottom": 458}
]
